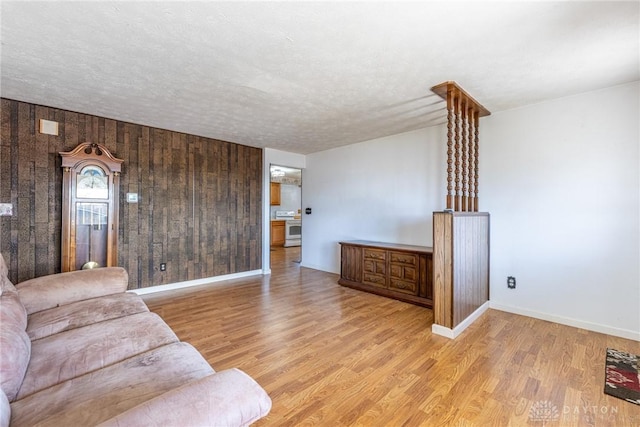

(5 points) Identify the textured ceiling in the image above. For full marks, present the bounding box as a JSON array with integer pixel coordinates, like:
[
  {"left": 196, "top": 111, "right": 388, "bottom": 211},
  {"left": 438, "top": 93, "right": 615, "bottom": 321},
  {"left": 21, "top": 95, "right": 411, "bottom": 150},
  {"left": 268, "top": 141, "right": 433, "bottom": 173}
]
[{"left": 1, "top": 2, "right": 638, "bottom": 154}]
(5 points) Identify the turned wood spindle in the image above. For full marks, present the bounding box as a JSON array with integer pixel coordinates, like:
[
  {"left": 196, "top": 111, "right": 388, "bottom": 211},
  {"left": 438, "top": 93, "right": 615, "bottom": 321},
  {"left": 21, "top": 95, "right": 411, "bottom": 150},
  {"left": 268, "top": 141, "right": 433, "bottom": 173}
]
[
  {"left": 454, "top": 91, "right": 461, "bottom": 212},
  {"left": 432, "top": 81, "right": 490, "bottom": 212},
  {"left": 467, "top": 106, "right": 475, "bottom": 212},
  {"left": 461, "top": 101, "right": 469, "bottom": 212},
  {"left": 446, "top": 89, "right": 454, "bottom": 210},
  {"left": 473, "top": 111, "right": 480, "bottom": 212}
]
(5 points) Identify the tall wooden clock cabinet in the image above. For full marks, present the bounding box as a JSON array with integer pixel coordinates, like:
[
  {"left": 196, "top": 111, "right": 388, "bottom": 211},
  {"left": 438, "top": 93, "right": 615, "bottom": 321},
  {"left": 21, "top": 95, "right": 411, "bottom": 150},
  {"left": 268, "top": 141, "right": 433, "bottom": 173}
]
[{"left": 60, "top": 142, "right": 123, "bottom": 272}]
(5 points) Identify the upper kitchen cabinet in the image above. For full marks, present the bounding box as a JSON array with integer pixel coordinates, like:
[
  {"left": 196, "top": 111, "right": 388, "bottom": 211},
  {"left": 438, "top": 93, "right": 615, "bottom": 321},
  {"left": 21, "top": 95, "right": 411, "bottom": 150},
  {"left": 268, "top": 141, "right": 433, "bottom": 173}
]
[{"left": 270, "top": 182, "right": 281, "bottom": 206}]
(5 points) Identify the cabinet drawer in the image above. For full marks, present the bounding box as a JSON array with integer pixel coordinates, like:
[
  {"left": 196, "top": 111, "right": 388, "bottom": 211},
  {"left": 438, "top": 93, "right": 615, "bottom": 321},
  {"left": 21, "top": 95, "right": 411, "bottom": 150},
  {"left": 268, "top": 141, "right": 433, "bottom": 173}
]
[
  {"left": 364, "top": 259, "right": 385, "bottom": 275},
  {"left": 389, "top": 252, "right": 417, "bottom": 266},
  {"left": 363, "top": 249, "right": 386, "bottom": 261},
  {"left": 390, "top": 264, "right": 416, "bottom": 281},
  {"left": 389, "top": 278, "right": 417, "bottom": 294},
  {"left": 363, "top": 273, "right": 386, "bottom": 288}
]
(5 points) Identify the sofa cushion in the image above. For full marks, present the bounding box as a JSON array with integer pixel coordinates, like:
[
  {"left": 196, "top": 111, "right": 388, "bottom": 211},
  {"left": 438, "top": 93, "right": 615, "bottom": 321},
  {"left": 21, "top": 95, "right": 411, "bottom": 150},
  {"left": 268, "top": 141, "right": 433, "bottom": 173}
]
[
  {"left": 0, "top": 254, "right": 8, "bottom": 283},
  {"left": 0, "top": 324, "right": 30, "bottom": 404},
  {"left": 0, "top": 389, "right": 10, "bottom": 427},
  {"left": 26, "top": 292, "right": 149, "bottom": 340},
  {"left": 10, "top": 342, "right": 215, "bottom": 426},
  {"left": 98, "top": 368, "right": 273, "bottom": 427},
  {"left": 18, "top": 312, "right": 179, "bottom": 399},
  {"left": 0, "top": 274, "right": 30, "bottom": 403},
  {"left": 16, "top": 267, "right": 128, "bottom": 315},
  {"left": 0, "top": 277, "right": 26, "bottom": 332}
]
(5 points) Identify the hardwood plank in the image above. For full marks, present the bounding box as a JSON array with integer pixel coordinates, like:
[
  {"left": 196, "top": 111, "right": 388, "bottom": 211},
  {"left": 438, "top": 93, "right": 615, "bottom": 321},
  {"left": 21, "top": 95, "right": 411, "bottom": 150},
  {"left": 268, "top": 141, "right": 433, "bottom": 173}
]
[
  {"left": 138, "top": 130, "right": 150, "bottom": 286},
  {"left": 16, "top": 103, "right": 35, "bottom": 282},
  {"left": 144, "top": 248, "right": 640, "bottom": 426},
  {"left": 104, "top": 119, "right": 117, "bottom": 154},
  {"left": 0, "top": 100, "right": 15, "bottom": 278}
]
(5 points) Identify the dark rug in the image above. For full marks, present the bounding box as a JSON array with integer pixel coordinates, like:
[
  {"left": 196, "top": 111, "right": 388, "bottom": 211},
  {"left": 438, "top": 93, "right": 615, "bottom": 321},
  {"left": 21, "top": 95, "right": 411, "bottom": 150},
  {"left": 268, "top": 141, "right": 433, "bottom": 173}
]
[{"left": 604, "top": 348, "right": 640, "bottom": 405}]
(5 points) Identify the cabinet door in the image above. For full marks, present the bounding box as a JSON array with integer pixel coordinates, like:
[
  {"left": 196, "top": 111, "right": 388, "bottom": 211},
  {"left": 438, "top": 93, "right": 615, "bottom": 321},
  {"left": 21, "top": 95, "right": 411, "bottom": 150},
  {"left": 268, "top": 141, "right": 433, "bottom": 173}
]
[
  {"left": 270, "top": 182, "right": 281, "bottom": 206},
  {"left": 418, "top": 254, "right": 433, "bottom": 300},
  {"left": 388, "top": 251, "right": 418, "bottom": 295},
  {"left": 340, "top": 244, "right": 362, "bottom": 283},
  {"left": 362, "top": 249, "right": 387, "bottom": 288},
  {"left": 271, "top": 221, "right": 286, "bottom": 246}
]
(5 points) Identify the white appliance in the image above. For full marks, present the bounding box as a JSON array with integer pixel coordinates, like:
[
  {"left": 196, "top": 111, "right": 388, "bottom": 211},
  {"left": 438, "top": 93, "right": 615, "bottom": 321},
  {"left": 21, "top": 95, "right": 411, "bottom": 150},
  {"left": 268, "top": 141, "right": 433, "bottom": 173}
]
[{"left": 275, "top": 210, "right": 302, "bottom": 247}]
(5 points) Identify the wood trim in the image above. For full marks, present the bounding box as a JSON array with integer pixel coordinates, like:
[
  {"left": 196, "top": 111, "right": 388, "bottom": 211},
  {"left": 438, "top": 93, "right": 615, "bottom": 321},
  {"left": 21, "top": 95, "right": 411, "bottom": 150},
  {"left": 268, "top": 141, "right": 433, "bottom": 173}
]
[
  {"left": 338, "top": 278, "right": 433, "bottom": 308},
  {"left": 433, "top": 212, "right": 453, "bottom": 327},
  {"left": 60, "top": 142, "right": 123, "bottom": 171},
  {"left": 431, "top": 81, "right": 491, "bottom": 117},
  {"left": 60, "top": 167, "right": 73, "bottom": 272},
  {"left": 337, "top": 240, "right": 432, "bottom": 254}
]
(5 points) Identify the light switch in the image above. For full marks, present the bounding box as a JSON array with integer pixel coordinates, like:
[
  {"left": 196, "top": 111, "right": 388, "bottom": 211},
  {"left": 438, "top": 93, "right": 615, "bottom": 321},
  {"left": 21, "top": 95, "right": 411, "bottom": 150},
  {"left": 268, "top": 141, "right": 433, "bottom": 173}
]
[
  {"left": 0, "top": 203, "right": 13, "bottom": 216},
  {"left": 39, "top": 119, "right": 59, "bottom": 136}
]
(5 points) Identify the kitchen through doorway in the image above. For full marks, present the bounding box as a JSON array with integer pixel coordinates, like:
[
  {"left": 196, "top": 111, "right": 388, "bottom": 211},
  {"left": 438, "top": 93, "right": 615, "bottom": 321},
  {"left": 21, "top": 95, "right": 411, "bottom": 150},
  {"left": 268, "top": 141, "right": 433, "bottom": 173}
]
[{"left": 269, "top": 165, "right": 302, "bottom": 267}]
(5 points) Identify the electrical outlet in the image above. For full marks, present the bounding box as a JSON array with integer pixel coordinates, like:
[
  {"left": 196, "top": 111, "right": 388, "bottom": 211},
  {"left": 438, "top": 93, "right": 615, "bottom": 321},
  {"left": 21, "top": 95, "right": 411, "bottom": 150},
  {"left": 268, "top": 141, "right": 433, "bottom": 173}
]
[
  {"left": 507, "top": 276, "right": 516, "bottom": 289},
  {"left": 160, "top": 263, "right": 166, "bottom": 272}
]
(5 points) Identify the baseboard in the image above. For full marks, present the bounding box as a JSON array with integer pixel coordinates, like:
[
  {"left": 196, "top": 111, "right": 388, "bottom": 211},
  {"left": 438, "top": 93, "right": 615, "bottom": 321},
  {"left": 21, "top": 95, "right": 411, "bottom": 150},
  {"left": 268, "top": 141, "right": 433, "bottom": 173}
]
[
  {"left": 299, "top": 262, "right": 338, "bottom": 274},
  {"left": 130, "top": 269, "right": 264, "bottom": 295},
  {"left": 490, "top": 302, "right": 640, "bottom": 342},
  {"left": 431, "top": 301, "right": 490, "bottom": 339}
]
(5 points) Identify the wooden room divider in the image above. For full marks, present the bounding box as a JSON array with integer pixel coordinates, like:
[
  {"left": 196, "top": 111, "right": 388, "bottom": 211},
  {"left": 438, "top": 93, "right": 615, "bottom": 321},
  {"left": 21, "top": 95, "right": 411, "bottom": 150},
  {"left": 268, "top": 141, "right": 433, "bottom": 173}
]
[{"left": 430, "top": 82, "right": 491, "bottom": 338}]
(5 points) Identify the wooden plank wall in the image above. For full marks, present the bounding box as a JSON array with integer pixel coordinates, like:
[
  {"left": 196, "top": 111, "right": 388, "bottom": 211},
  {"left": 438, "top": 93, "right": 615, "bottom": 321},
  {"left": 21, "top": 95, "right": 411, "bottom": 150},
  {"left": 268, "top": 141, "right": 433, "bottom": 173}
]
[
  {"left": 0, "top": 98, "right": 262, "bottom": 289},
  {"left": 432, "top": 211, "right": 489, "bottom": 328},
  {"left": 452, "top": 213, "right": 489, "bottom": 325}
]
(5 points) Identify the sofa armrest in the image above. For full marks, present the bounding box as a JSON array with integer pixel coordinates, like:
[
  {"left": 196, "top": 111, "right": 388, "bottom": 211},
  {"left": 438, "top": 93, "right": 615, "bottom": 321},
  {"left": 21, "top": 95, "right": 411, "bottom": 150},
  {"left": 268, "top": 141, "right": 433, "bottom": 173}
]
[
  {"left": 16, "top": 267, "right": 129, "bottom": 315},
  {"left": 97, "top": 368, "right": 272, "bottom": 427}
]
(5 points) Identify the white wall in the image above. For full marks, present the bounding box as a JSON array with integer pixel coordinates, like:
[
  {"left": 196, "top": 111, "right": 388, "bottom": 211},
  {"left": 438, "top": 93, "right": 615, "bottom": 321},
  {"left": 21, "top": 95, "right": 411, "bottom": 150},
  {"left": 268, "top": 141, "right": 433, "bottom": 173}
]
[
  {"left": 301, "top": 127, "right": 446, "bottom": 272},
  {"left": 299, "top": 82, "right": 639, "bottom": 339},
  {"left": 262, "top": 148, "right": 306, "bottom": 273},
  {"left": 482, "top": 81, "right": 639, "bottom": 339}
]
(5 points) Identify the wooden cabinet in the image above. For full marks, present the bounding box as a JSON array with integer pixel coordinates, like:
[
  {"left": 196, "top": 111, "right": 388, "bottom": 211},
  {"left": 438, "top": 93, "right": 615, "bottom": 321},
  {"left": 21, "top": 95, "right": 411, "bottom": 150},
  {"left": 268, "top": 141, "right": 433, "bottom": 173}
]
[
  {"left": 339, "top": 241, "right": 433, "bottom": 308},
  {"left": 270, "top": 182, "right": 281, "bottom": 206},
  {"left": 271, "top": 220, "right": 286, "bottom": 246}
]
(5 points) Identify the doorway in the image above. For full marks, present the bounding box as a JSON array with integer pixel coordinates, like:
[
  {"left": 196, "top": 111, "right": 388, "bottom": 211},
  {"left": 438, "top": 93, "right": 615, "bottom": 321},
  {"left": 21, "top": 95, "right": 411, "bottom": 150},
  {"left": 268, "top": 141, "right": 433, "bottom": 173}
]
[{"left": 269, "top": 165, "right": 302, "bottom": 269}]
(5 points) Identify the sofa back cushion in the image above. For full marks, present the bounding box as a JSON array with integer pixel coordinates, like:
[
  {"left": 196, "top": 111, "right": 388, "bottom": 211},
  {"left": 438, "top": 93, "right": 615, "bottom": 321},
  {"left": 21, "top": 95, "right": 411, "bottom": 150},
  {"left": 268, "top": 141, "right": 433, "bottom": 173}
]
[
  {"left": 0, "top": 258, "right": 31, "bottom": 402},
  {"left": 0, "top": 254, "right": 7, "bottom": 281},
  {"left": 1, "top": 278, "right": 27, "bottom": 331}
]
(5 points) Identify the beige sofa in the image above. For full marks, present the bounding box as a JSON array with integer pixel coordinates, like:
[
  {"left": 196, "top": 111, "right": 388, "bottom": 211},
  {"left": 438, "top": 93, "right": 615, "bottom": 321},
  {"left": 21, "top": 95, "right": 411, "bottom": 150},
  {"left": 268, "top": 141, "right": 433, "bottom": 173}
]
[{"left": 0, "top": 254, "right": 271, "bottom": 426}]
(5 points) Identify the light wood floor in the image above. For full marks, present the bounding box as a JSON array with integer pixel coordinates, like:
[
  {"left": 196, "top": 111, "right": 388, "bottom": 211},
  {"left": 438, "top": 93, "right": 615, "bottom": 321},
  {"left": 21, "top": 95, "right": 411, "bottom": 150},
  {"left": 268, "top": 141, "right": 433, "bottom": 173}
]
[{"left": 143, "top": 247, "right": 640, "bottom": 426}]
